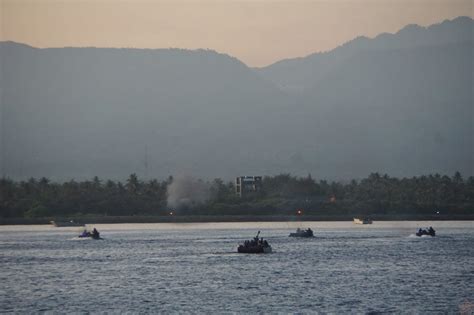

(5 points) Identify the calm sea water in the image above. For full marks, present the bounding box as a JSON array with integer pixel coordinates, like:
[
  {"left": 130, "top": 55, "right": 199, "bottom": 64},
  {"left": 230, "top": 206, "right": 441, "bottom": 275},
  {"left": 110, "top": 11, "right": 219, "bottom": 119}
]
[{"left": 1, "top": 221, "right": 473, "bottom": 313}]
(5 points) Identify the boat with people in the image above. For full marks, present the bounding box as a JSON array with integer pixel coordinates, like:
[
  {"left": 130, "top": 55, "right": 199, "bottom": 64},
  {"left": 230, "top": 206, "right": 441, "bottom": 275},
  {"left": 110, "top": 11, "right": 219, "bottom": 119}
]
[
  {"left": 237, "top": 231, "right": 272, "bottom": 254},
  {"left": 416, "top": 227, "right": 436, "bottom": 237},
  {"left": 353, "top": 218, "right": 373, "bottom": 224},
  {"left": 289, "top": 228, "right": 314, "bottom": 237},
  {"left": 78, "top": 228, "right": 102, "bottom": 240}
]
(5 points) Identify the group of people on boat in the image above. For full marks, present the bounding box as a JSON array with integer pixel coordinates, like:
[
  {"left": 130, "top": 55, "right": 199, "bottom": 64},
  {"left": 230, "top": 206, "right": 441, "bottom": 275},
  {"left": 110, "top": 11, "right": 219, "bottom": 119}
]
[
  {"left": 416, "top": 226, "right": 436, "bottom": 237},
  {"left": 297, "top": 228, "right": 312, "bottom": 233},
  {"left": 79, "top": 228, "right": 100, "bottom": 239},
  {"left": 238, "top": 227, "right": 318, "bottom": 253},
  {"left": 238, "top": 231, "right": 272, "bottom": 253},
  {"left": 243, "top": 236, "right": 269, "bottom": 248},
  {"left": 289, "top": 227, "right": 314, "bottom": 237}
]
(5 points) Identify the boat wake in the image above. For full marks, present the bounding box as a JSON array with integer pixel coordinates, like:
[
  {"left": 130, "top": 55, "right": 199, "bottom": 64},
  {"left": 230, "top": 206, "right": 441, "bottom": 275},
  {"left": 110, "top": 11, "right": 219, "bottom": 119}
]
[
  {"left": 69, "top": 237, "right": 103, "bottom": 241},
  {"left": 408, "top": 234, "right": 434, "bottom": 238}
]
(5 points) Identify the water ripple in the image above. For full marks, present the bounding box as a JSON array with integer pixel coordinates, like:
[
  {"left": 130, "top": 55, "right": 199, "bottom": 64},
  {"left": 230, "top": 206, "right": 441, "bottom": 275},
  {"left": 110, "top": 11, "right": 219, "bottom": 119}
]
[{"left": 0, "top": 223, "right": 472, "bottom": 313}]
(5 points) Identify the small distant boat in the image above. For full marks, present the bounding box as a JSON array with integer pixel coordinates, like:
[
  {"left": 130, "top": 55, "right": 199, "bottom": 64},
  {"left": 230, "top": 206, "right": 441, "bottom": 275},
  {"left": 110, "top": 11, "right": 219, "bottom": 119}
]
[
  {"left": 237, "top": 231, "right": 272, "bottom": 254},
  {"left": 416, "top": 227, "right": 435, "bottom": 237},
  {"left": 353, "top": 218, "right": 373, "bottom": 224},
  {"left": 289, "top": 228, "right": 314, "bottom": 238},
  {"left": 51, "top": 220, "right": 84, "bottom": 227},
  {"left": 78, "top": 228, "right": 102, "bottom": 240}
]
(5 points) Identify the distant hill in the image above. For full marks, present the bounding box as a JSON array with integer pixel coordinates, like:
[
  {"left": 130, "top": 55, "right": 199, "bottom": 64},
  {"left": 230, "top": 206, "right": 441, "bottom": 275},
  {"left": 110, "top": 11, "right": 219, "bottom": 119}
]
[
  {"left": 1, "top": 16, "right": 473, "bottom": 181},
  {"left": 256, "top": 16, "right": 473, "bottom": 92},
  {"left": 257, "top": 16, "right": 473, "bottom": 178},
  {"left": 0, "top": 42, "right": 293, "bottom": 180}
]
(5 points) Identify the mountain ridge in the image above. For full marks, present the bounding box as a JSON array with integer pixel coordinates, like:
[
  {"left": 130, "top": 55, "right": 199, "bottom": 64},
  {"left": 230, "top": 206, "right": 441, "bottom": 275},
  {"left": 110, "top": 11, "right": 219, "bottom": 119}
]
[
  {"left": 257, "top": 16, "right": 473, "bottom": 70},
  {"left": 1, "top": 16, "right": 472, "bottom": 181}
]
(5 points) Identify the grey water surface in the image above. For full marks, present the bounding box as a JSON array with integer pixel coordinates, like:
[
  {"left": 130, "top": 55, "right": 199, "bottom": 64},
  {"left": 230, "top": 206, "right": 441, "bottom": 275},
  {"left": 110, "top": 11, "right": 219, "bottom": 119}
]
[{"left": 1, "top": 222, "right": 473, "bottom": 313}]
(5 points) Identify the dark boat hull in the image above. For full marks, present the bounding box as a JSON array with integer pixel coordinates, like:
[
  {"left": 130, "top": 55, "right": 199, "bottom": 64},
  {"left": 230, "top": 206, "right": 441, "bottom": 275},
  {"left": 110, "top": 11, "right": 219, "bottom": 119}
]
[
  {"left": 289, "top": 232, "right": 313, "bottom": 237},
  {"left": 237, "top": 245, "right": 272, "bottom": 254}
]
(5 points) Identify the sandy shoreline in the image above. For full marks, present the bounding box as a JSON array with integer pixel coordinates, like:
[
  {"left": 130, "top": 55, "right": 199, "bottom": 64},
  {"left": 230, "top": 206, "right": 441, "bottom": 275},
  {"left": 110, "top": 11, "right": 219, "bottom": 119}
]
[{"left": 1, "top": 214, "right": 474, "bottom": 225}]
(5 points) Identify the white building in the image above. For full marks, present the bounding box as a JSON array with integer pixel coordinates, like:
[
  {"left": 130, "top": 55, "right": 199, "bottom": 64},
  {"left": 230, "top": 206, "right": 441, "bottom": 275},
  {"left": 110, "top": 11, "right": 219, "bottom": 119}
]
[{"left": 235, "top": 176, "right": 262, "bottom": 197}]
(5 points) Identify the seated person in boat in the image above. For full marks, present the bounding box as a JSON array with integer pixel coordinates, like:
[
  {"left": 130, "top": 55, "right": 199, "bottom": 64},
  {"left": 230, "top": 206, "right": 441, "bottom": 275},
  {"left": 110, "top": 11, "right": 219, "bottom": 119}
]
[{"left": 92, "top": 228, "right": 100, "bottom": 238}]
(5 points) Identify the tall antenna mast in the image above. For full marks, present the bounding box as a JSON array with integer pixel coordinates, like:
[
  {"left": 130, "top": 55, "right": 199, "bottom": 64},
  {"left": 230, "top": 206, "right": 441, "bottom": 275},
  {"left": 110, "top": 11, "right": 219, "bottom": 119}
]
[{"left": 144, "top": 144, "right": 148, "bottom": 179}]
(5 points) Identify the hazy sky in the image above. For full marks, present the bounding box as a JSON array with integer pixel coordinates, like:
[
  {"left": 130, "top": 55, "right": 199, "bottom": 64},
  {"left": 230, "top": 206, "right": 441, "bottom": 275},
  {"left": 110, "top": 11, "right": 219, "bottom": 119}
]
[{"left": 1, "top": 0, "right": 472, "bottom": 66}]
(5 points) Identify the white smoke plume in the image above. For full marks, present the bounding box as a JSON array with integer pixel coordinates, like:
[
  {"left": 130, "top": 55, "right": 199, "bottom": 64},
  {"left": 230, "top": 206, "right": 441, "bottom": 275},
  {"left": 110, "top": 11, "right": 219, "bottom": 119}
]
[{"left": 166, "top": 175, "right": 211, "bottom": 210}]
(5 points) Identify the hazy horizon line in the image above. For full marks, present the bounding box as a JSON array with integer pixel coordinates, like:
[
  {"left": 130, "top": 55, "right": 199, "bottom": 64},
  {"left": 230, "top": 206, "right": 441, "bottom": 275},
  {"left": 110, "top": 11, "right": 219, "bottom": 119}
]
[{"left": 2, "top": 15, "right": 471, "bottom": 68}]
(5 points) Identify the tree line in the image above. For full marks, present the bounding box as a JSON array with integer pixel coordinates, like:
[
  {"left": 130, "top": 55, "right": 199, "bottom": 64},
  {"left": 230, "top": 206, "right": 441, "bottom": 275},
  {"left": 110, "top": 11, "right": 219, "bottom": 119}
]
[{"left": 0, "top": 172, "right": 473, "bottom": 218}]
